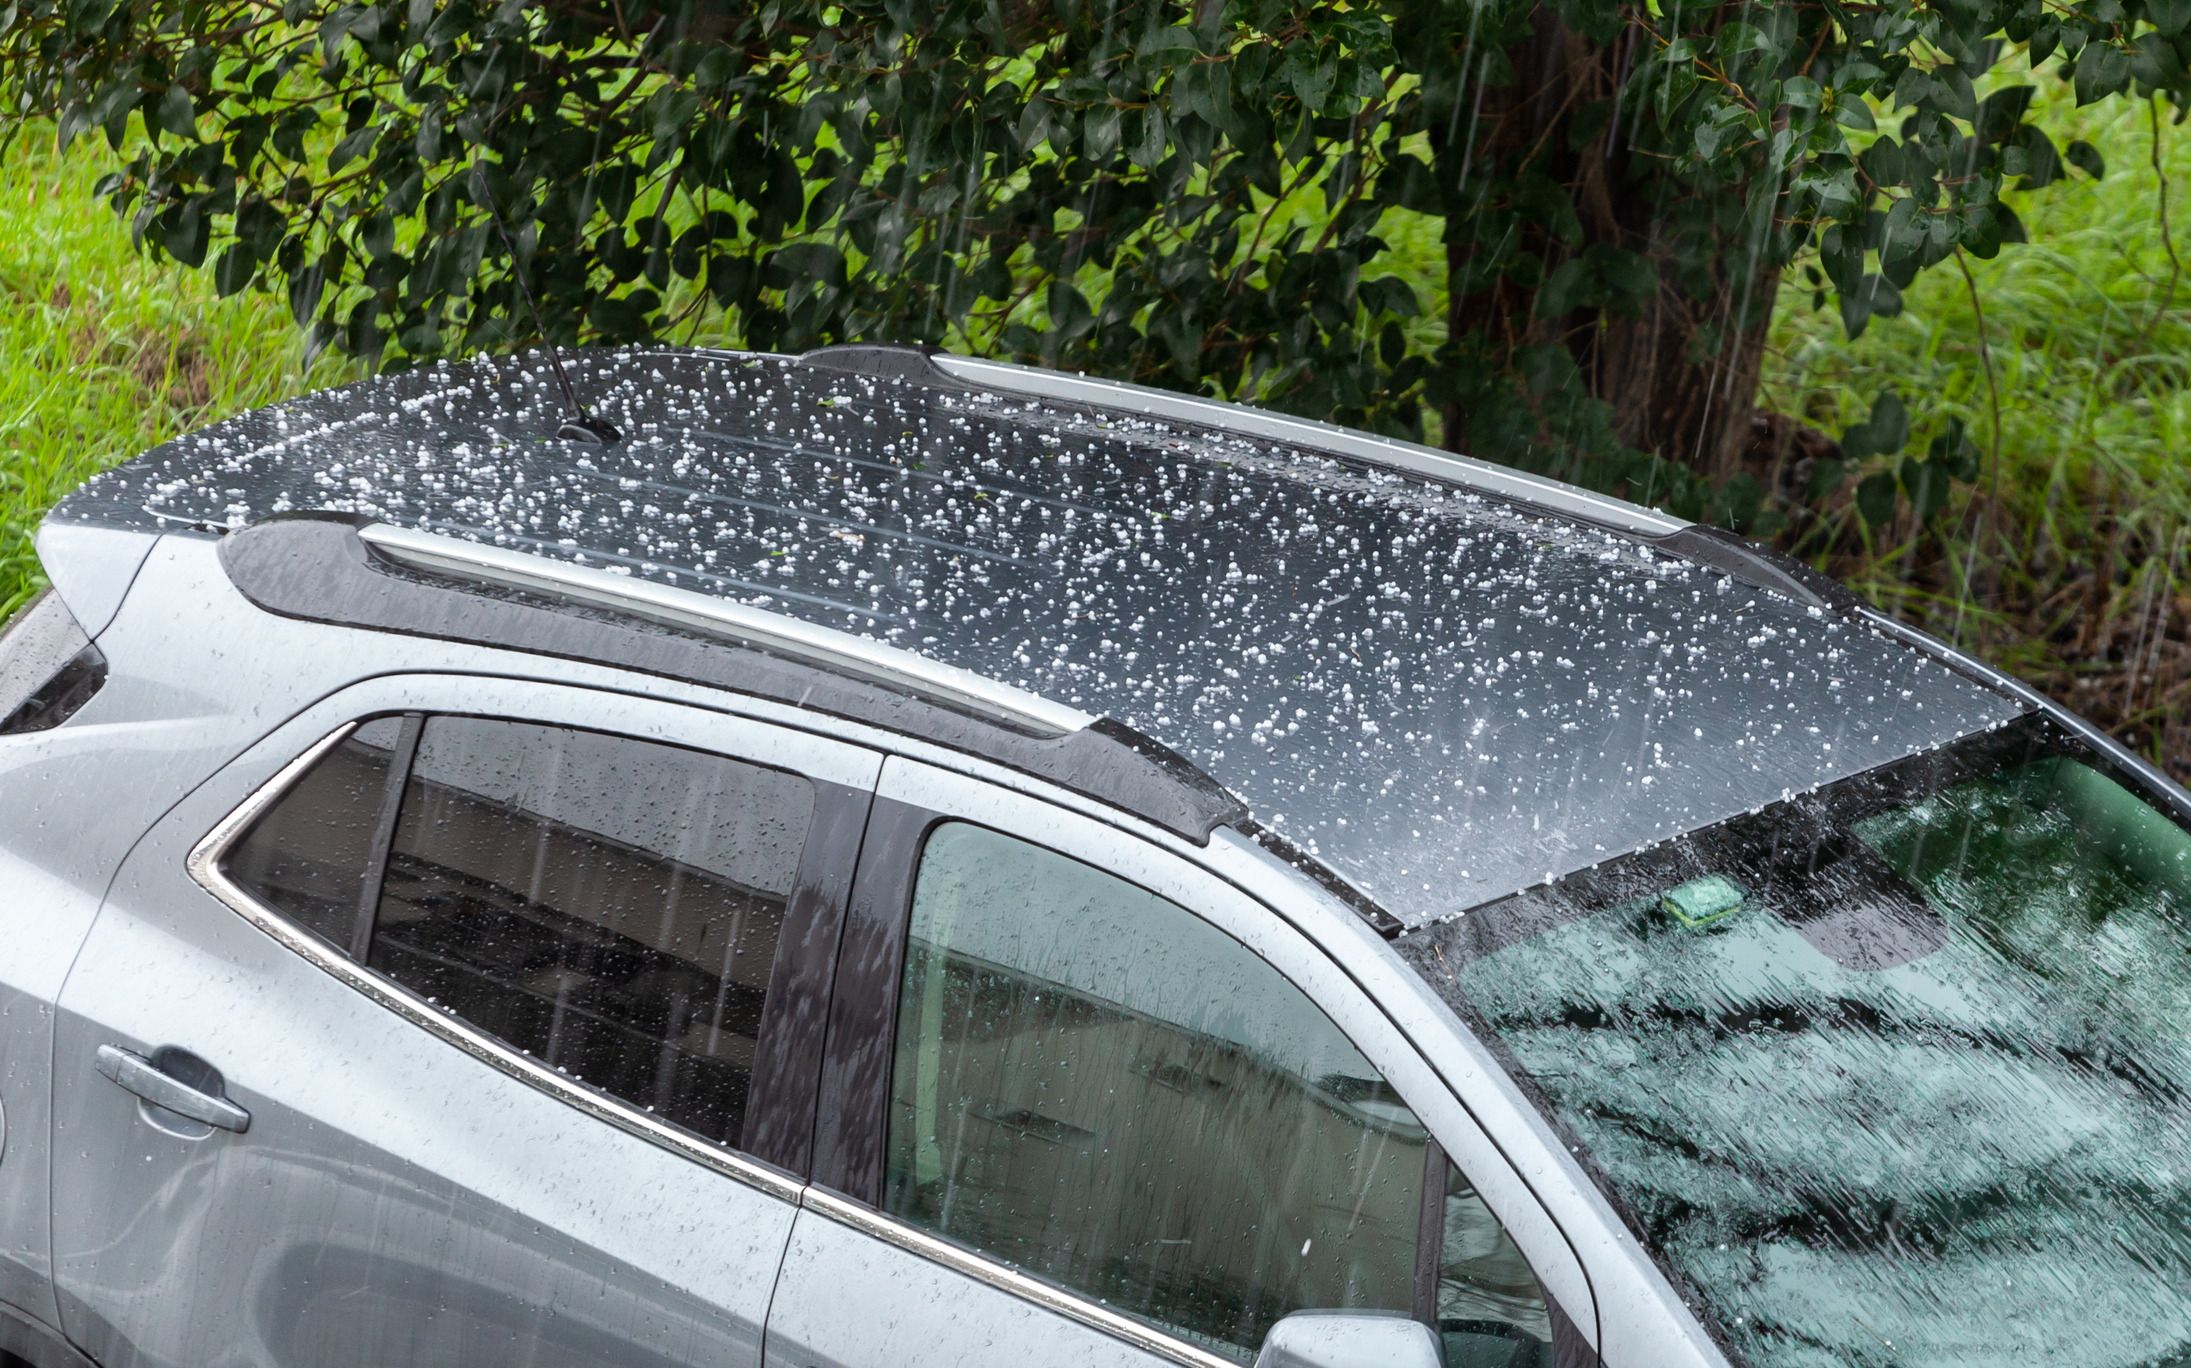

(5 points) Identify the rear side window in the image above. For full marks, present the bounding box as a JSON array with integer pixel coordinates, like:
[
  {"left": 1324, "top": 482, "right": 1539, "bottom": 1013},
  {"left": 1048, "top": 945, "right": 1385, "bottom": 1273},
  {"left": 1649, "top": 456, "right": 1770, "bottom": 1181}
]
[
  {"left": 883, "top": 822, "right": 1565, "bottom": 1365},
  {"left": 223, "top": 716, "right": 405, "bottom": 949},
  {"left": 0, "top": 589, "right": 107, "bottom": 735},
  {"left": 222, "top": 714, "right": 815, "bottom": 1151}
]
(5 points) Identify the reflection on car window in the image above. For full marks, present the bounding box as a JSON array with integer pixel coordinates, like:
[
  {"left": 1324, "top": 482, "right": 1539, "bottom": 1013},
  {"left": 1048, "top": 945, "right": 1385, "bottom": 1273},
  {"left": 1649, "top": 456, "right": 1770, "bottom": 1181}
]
[
  {"left": 1440, "top": 1168, "right": 1553, "bottom": 1366},
  {"left": 368, "top": 717, "right": 813, "bottom": 1149},
  {"left": 223, "top": 716, "right": 404, "bottom": 950},
  {"left": 883, "top": 822, "right": 1555, "bottom": 1365},
  {"left": 1398, "top": 713, "right": 2191, "bottom": 1368}
]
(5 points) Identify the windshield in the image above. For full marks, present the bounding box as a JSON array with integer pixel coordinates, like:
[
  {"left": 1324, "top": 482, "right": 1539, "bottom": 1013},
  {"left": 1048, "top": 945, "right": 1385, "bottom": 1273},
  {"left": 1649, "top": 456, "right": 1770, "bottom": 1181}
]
[{"left": 1395, "top": 712, "right": 2191, "bottom": 1368}]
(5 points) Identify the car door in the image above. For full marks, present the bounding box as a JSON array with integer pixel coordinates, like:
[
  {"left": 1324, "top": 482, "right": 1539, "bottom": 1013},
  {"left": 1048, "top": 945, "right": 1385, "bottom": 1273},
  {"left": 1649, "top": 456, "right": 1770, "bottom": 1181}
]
[
  {"left": 764, "top": 757, "right": 1599, "bottom": 1368},
  {"left": 47, "top": 672, "right": 878, "bottom": 1368}
]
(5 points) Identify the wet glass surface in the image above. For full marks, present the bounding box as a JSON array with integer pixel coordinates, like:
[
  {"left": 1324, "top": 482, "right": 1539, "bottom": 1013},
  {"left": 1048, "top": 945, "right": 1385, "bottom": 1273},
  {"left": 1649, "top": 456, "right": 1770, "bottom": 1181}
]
[
  {"left": 885, "top": 822, "right": 1446, "bottom": 1361},
  {"left": 1396, "top": 714, "right": 2191, "bottom": 1368},
  {"left": 372, "top": 716, "right": 812, "bottom": 1147},
  {"left": 223, "top": 716, "right": 403, "bottom": 949},
  {"left": 1438, "top": 1164, "right": 1556, "bottom": 1368},
  {"left": 72, "top": 349, "right": 2018, "bottom": 923}
]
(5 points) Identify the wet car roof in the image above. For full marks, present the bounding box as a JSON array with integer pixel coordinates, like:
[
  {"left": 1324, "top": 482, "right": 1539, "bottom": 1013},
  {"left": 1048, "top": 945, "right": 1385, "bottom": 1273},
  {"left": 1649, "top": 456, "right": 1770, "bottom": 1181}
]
[{"left": 51, "top": 347, "right": 2023, "bottom": 927}]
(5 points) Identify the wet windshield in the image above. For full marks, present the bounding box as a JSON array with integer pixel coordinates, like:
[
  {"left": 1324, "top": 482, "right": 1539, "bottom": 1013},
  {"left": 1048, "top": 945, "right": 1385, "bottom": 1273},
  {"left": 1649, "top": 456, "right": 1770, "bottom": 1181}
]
[{"left": 1395, "top": 713, "right": 2191, "bottom": 1367}]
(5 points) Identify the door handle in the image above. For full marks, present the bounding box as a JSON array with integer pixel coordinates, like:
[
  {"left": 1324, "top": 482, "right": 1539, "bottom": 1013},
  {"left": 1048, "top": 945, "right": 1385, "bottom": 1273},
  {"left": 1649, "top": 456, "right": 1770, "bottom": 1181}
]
[{"left": 95, "top": 1045, "right": 251, "bottom": 1133}]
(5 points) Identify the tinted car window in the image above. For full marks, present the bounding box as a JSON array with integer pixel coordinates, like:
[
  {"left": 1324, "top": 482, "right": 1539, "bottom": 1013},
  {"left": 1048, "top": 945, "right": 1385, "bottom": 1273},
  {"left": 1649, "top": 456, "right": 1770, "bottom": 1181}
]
[
  {"left": 1398, "top": 713, "right": 2191, "bottom": 1368},
  {"left": 1438, "top": 1167, "right": 1554, "bottom": 1365},
  {"left": 222, "top": 713, "right": 815, "bottom": 1151},
  {"left": 883, "top": 822, "right": 1553, "bottom": 1364},
  {"left": 370, "top": 717, "right": 813, "bottom": 1148},
  {"left": 223, "top": 716, "right": 405, "bottom": 949}
]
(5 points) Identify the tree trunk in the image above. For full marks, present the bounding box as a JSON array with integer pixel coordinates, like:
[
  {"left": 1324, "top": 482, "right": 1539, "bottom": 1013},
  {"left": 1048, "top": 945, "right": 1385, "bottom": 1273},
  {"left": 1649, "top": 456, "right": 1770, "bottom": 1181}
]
[{"left": 1436, "top": 4, "right": 1776, "bottom": 479}]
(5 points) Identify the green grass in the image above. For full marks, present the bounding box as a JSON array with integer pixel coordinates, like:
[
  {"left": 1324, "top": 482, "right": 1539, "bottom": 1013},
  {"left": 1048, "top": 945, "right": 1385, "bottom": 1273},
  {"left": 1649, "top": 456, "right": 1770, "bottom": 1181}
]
[
  {"left": 0, "top": 129, "right": 353, "bottom": 620},
  {"left": 1763, "top": 77, "right": 2191, "bottom": 773}
]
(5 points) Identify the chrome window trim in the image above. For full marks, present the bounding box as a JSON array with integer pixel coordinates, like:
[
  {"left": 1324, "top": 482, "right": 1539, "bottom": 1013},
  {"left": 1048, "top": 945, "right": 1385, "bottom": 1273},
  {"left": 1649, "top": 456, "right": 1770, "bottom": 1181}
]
[
  {"left": 183, "top": 720, "right": 806, "bottom": 1206},
  {"left": 357, "top": 522, "right": 1093, "bottom": 738},
  {"left": 798, "top": 1186, "right": 1238, "bottom": 1368}
]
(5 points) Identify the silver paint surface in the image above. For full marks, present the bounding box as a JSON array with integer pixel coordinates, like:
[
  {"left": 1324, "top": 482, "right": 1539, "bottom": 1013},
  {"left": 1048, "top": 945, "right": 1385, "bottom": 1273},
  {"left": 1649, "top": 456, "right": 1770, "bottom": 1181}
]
[
  {"left": 31, "top": 522, "right": 156, "bottom": 640},
  {"left": 1249, "top": 1311, "right": 1442, "bottom": 1368},
  {"left": 48, "top": 673, "right": 877, "bottom": 1368}
]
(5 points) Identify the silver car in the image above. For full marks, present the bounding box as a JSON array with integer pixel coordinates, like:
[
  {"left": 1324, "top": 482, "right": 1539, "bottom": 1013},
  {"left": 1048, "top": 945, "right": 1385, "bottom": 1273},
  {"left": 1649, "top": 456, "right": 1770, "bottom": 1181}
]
[{"left": 2, "top": 344, "right": 2184, "bottom": 1368}]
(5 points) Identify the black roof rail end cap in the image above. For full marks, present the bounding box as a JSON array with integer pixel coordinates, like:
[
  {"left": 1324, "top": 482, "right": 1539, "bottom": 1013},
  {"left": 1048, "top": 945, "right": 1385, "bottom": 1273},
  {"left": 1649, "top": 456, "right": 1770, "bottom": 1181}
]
[{"left": 1647, "top": 523, "right": 1863, "bottom": 615}]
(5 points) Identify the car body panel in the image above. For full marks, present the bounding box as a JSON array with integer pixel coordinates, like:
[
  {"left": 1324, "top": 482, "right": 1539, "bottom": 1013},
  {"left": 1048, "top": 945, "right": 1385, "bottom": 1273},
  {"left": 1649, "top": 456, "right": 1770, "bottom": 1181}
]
[
  {"left": 49, "top": 672, "right": 882, "bottom": 1368},
  {"left": 31, "top": 523, "right": 156, "bottom": 642},
  {"left": 769, "top": 1202, "right": 1187, "bottom": 1368}
]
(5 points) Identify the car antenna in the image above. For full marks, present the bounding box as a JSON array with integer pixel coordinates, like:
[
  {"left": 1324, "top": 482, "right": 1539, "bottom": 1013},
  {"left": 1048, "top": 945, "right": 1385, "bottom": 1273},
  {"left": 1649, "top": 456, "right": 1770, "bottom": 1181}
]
[{"left": 470, "top": 165, "right": 621, "bottom": 445}]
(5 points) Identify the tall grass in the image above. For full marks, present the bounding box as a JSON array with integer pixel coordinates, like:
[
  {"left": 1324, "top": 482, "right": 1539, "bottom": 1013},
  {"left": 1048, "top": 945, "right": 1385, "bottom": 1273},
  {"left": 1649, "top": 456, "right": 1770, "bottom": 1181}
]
[
  {"left": 1765, "top": 78, "right": 2191, "bottom": 773},
  {"left": 0, "top": 128, "right": 352, "bottom": 620}
]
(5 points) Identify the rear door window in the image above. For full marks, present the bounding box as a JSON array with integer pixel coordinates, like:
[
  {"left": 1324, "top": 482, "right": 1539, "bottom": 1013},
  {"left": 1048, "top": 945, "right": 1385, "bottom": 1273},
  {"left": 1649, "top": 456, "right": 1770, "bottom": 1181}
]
[{"left": 222, "top": 713, "right": 817, "bottom": 1151}]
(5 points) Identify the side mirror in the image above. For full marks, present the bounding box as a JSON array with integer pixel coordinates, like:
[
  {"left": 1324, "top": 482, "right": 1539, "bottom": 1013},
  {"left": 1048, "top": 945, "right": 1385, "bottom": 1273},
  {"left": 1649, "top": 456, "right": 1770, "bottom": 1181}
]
[{"left": 1253, "top": 1310, "right": 1443, "bottom": 1368}]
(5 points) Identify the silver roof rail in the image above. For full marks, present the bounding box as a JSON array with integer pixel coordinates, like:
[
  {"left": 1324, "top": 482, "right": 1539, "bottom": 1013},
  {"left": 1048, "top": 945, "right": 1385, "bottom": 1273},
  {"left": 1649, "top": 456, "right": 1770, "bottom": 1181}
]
[
  {"left": 357, "top": 522, "right": 1095, "bottom": 737},
  {"left": 926, "top": 354, "right": 1687, "bottom": 538}
]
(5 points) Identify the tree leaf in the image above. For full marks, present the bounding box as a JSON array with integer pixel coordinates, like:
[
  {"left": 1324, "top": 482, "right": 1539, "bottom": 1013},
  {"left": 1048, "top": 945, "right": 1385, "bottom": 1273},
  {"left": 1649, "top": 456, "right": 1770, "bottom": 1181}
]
[
  {"left": 1857, "top": 470, "right": 1900, "bottom": 525},
  {"left": 2066, "top": 138, "right": 2107, "bottom": 178},
  {"left": 1860, "top": 137, "right": 1907, "bottom": 188},
  {"left": 2015, "top": 126, "right": 2067, "bottom": 188},
  {"left": 1840, "top": 389, "right": 1909, "bottom": 460},
  {"left": 1928, "top": 416, "right": 1983, "bottom": 481},
  {"left": 1900, "top": 455, "right": 1953, "bottom": 521},
  {"left": 1131, "top": 104, "right": 1168, "bottom": 168},
  {"left": 1084, "top": 105, "right": 1121, "bottom": 161},
  {"left": 1805, "top": 456, "right": 1848, "bottom": 502},
  {"left": 2073, "top": 46, "right": 2131, "bottom": 105},
  {"left": 1833, "top": 96, "right": 1876, "bottom": 131},
  {"left": 1975, "top": 85, "right": 2035, "bottom": 141},
  {"left": 2131, "top": 32, "right": 2183, "bottom": 85},
  {"left": 1927, "top": 67, "right": 1977, "bottom": 121},
  {"left": 154, "top": 83, "right": 197, "bottom": 141},
  {"left": 213, "top": 242, "right": 256, "bottom": 297}
]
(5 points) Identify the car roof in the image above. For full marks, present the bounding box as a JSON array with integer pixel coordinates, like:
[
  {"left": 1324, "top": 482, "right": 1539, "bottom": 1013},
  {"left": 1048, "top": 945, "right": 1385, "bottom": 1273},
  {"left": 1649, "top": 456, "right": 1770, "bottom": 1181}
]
[{"left": 47, "top": 345, "right": 2024, "bottom": 927}]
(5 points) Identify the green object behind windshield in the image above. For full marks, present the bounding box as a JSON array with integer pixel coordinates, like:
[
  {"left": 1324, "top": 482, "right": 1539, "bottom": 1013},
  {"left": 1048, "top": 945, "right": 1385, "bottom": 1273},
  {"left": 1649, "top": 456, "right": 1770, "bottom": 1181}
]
[{"left": 1398, "top": 716, "right": 2191, "bottom": 1368}]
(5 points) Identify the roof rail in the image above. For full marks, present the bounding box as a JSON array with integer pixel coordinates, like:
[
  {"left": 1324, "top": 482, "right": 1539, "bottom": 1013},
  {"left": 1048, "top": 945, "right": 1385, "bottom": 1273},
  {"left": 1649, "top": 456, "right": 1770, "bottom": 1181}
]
[
  {"left": 357, "top": 523, "right": 1092, "bottom": 737},
  {"left": 918, "top": 352, "right": 1687, "bottom": 538},
  {"left": 801, "top": 347, "right": 1855, "bottom": 614}
]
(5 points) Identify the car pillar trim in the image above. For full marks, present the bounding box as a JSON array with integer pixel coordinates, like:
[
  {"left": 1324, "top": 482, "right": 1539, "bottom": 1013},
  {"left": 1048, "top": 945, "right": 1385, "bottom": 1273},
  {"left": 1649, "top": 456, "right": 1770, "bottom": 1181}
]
[
  {"left": 797, "top": 1184, "right": 1238, "bottom": 1368},
  {"left": 183, "top": 721, "right": 807, "bottom": 1206},
  {"left": 356, "top": 522, "right": 1095, "bottom": 738}
]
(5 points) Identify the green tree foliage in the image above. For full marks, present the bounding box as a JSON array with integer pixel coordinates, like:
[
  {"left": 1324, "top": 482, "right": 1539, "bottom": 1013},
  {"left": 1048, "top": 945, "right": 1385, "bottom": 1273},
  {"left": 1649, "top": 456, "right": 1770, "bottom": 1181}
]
[{"left": 0, "top": 0, "right": 2167, "bottom": 520}]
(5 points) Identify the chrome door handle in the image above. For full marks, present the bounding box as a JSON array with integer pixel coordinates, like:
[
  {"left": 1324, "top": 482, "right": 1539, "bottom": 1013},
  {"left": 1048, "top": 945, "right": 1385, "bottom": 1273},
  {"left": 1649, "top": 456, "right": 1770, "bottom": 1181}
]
[{"left": 95, "top": 1045, "right": 251, "bottom": 1133}]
